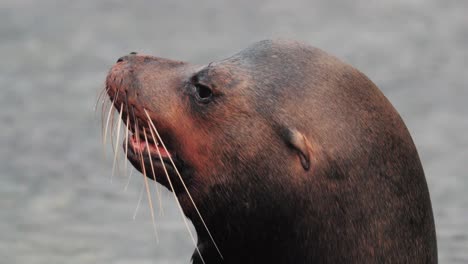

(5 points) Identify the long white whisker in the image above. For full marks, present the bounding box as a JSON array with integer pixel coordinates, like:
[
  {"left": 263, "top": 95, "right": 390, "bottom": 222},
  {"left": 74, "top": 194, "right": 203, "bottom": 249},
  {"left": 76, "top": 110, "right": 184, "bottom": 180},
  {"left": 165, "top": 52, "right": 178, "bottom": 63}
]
[
  {"left": 136, "top": 121, "right": 159, "bottom": 243},
  {"left": 133, "top": 179, "right": 145, "bottom": 220},
  {"left": 109, "top": 109, "right": 116, "bottom": 153},
  {"left": 111, "top": 103, "right": 124, "bottom": 182},
  {"left": 103, "top": 98, "right": 115, "bottom": 151},
  {"left": 101, "top": 100, "right": 110, "bottom": 157},
  {"left": 125, "top": 114, "right": 130, "bottom": 175},
  {"left": 108, "top": 90, "right": 121, "bottom": 154},
  {"left": 146, "top": 116, "right": 205, "bottom": 264},
  {"left": 145, "top": 111, "right": 221, "bottom": 254},
  {"left": 144, "top": 129, "right": 164, "bottom": 216},
  {"left": 124, "top": 167, "right": 134, "bottom": 192},
  {"left": 95, "top": 86, "right": 109, "bottom": 112}
]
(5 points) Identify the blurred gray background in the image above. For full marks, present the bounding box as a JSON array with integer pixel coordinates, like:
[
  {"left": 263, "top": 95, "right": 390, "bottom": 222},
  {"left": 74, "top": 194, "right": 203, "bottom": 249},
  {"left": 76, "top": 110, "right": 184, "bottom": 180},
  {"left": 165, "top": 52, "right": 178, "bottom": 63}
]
[{"left": 1, "top": 0, "right": 467, "bottom": 263}]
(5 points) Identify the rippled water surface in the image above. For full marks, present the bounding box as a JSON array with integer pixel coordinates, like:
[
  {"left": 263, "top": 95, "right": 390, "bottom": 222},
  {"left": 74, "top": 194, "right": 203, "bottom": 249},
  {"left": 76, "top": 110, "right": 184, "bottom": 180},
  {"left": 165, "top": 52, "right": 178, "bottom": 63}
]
[{"left": 1, "top": 1, "right": 467, "bottom": 263}]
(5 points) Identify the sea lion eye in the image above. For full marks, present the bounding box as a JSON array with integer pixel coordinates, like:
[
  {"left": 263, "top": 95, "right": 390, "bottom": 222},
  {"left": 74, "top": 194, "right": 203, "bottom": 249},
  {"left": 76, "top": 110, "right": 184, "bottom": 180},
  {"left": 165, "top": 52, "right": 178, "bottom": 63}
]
[{"left": 194, "top": 83, "right": 213, "bottom": 103}]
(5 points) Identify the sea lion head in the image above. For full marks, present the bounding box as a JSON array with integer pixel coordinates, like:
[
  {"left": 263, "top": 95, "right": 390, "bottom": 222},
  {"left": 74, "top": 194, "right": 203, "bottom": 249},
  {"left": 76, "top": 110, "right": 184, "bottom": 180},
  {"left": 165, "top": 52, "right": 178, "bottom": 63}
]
[
  {"left": 103, "top": 40, "right": 437, "bottom": 263},
  {"left": 105, "top": 41, "right": 316, "bottom": 206}
]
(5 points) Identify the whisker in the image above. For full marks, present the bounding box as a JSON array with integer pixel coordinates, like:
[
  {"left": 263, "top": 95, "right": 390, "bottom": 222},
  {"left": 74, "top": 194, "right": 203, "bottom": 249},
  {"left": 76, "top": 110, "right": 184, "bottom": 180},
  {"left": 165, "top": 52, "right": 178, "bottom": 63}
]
[
  {"left": 109, "top": 90, "right": 120, "bottom": 154},
  {"left": 101, "top": 100, "right": 110, "bottom": 157},
  {"left": 136, "top": 120, "right": 159, "bottom": 243},
  {"left": 145, "top": 110, "right": 223, "bottom": 258},
  {"left": 101, "top": 99, "right": 108, "bottom": 137},
  {"left": 95, "top": 86, "right": 109, "bottom": 112},
  {"left": 109, "top": 108, "right": 116, "bottom": 153},
  {"left": 94, "top": 88, "right": 104, "bottom": 113},
  {"left": 124, "top": 167, "right": 134, "bottom": 192},
  {"left": 133, "top": 179, "right": 145, "bottom": 220},
  {"left": 103, "top": 98, "right": 115, "bottom": 148},
  {"left": 123, "top": 107, "right": 138, "bottom": 191},
  {"left": 125, "top": 114, "right": 130, "bottom": 176},
  {"left": 148, "top": 124, "right": 166, "bottom": 216},
  {"left": 111, "top": 103, "right": 124, "bottom": 182},
  {"left": 144, "top": 129, "right": 164, "bottom": 216},
  {"left": 146, "top": 114, "right": 205, "bottom": 264}
]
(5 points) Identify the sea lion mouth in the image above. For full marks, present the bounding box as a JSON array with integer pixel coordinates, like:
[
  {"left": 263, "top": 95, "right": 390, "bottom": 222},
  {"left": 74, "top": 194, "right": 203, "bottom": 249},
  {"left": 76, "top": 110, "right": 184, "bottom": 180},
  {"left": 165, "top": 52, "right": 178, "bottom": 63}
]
[
  {"left": 124, "top": 133, "right": 186, "bottom": 193},
  {"left": 126, "top": 128, "right": 173, "bottom": 168},
  {"left": 128, "top": 133, "right": 170, "bottom": 160},
  {"left": 113, "top": 108, "right": 189, "bottom": 193},
  {"left": 125, "top": 123, "right": 187, "bottom": 182}
]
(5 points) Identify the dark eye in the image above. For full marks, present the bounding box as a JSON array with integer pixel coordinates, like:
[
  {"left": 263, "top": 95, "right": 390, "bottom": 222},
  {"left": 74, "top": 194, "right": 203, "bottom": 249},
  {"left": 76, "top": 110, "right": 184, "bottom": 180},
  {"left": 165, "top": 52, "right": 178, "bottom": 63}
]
[{"left": 194, "top": 83, "right": 213, "bottom": 103}]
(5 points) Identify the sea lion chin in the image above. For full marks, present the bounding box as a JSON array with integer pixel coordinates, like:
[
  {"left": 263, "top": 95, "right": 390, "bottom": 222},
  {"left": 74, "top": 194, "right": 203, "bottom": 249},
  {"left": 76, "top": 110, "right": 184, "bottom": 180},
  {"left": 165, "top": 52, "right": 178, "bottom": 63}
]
[{"left": 103, "top": 39, "right": 437, "bottom": 264}]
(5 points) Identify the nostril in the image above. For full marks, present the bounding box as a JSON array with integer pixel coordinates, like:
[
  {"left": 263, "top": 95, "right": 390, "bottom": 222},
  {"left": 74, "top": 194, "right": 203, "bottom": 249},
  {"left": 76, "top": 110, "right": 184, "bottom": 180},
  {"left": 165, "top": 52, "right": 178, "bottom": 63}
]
[
  {"left": 116, "top": 56, "right": 125, "bottom": 63},
  {"left": 130, "top": 51, "right": 138, "bottom": 55}
]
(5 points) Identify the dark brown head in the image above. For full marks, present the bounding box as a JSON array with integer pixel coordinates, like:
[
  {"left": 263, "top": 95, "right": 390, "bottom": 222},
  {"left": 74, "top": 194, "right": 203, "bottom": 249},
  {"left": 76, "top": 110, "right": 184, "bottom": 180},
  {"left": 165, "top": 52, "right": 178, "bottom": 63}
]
[
  {"left": 105, "top": 43, "right": 316, "bottom": 207},
  {"left": 103, "top": 40, "right": 437, "bottom": 264}
]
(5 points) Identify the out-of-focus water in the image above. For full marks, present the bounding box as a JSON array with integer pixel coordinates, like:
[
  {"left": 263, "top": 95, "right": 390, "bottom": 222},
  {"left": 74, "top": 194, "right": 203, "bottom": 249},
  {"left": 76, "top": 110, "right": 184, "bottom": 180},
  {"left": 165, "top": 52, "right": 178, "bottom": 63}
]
[{"left": 1, "top": 0, "right": 466, "bottom": 263}]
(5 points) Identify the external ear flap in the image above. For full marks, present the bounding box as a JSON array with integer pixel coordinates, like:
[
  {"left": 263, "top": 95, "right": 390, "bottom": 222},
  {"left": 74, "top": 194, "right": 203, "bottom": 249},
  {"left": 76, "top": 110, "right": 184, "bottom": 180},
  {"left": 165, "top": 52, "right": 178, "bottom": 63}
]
[{"left": 281, "top": 127, "right": 312, "bottom": 171}]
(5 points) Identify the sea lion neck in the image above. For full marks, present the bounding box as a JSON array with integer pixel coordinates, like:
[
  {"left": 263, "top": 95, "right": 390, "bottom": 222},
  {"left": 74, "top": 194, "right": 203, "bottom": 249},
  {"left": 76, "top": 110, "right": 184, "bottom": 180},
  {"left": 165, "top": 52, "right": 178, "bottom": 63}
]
[{"left": 187, "top": 177, "right": 317, "bottom": 264}]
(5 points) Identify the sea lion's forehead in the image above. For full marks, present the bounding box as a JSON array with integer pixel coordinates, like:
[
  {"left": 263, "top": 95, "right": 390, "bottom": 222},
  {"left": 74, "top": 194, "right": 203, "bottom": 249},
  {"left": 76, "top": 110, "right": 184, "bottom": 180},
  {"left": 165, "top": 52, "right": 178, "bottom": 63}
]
[{"left": 228, "top": 40, "right": 315, "bottom": 64}]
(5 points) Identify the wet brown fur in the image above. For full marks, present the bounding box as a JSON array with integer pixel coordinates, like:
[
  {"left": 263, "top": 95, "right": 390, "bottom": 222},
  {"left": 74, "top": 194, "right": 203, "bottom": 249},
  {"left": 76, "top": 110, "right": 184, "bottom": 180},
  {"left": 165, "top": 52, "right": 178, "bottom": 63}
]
[{"left": 104, "top": 39, "right": 437, "bottom": 264}]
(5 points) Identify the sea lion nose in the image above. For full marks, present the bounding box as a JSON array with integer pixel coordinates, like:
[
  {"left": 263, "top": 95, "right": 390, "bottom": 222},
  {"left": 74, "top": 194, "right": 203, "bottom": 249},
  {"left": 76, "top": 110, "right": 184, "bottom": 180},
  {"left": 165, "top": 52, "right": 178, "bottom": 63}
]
[{"left": 116, "top": 52, "right": 138, "bottom": 63}]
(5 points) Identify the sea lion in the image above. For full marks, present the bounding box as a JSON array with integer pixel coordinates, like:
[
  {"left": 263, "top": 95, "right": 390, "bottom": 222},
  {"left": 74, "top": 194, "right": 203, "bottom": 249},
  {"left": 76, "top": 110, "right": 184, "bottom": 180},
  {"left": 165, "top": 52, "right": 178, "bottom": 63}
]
[{"left": 103, "top": 39, "right": 437, "bottom": 263}]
